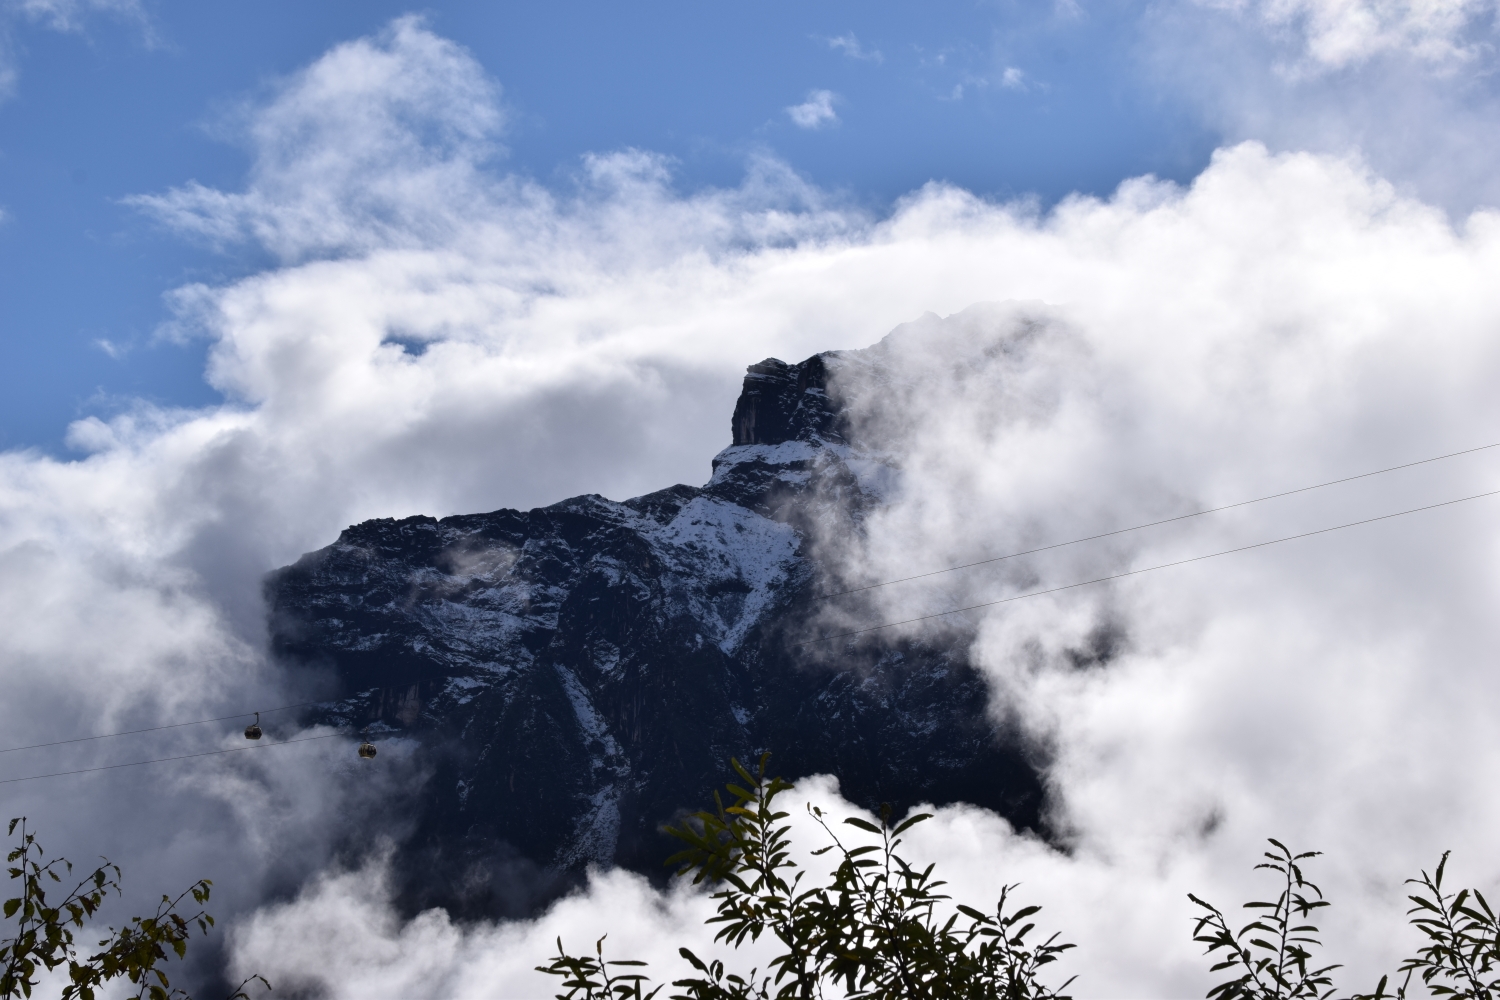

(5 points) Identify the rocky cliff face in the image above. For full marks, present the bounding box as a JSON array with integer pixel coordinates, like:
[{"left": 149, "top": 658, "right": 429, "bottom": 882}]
[{"left": 266, "top": 348, "right": 1044, "bottom": 917}]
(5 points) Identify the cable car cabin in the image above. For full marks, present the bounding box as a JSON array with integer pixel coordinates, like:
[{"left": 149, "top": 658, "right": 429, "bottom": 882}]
[
  {"left": 358, "top": 742, "right": 377, "bottom": 759},
  {"left": 244, "top": 713, "right": 262, "bottom": 740}
]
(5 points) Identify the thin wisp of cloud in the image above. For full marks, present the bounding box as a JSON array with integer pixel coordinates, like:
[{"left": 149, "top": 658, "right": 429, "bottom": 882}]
[{"left": 825, "top": 31, "right": 884, "bottom": 63}]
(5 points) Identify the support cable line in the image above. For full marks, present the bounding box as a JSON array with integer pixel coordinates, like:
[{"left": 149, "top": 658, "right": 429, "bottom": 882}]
[
  {"left": 815, "top": 440, "right": 1500, "bottom": 601},
  {"left": 9, "top": 443, "right": 1500, "bottom": 766},
  {"left": 0, "top": 732, "right": 342, "bottom": 785},
  {"left": 0, "top": 700, "right": 326, "bottom": 756},
  {"left": 796, "top": 485, "right": 1500, "bottom": 647}
]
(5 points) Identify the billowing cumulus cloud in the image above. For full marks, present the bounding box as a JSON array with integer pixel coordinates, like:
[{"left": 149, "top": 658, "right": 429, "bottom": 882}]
[
  {"left": 127, "top": 16, "right": 503, "bottom": 261},
  {"left": 4, "top": 13, "right": 1500, "bottom": 999},
  {"left": 224, "top": 779, "right": 1070, "bottom": 997}
]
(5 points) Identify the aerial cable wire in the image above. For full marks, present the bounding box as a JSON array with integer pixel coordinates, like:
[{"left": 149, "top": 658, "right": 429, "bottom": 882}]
[
  {"left": 9, "top": 442, "right": 1500, "bottom": 769},
  {"left": 0, "top": 700, "right": 326, "bottom": 756},
  {"left": 815, "top": 440, "right": 1500, "bottom": 600},
  {"left": 0, "top": 732, "right": 343, "bottom": 785},
  {"left": 796, "top": 485, "right": 1500, "bottom": 647}
]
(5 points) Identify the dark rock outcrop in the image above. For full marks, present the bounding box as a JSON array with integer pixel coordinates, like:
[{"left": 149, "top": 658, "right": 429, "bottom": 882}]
[
  {"left": 730, "top": 355, "right": 843, "bottom": 447},
  {"left": 266, "top": 346, "right": 1044, "bottom": 918}
]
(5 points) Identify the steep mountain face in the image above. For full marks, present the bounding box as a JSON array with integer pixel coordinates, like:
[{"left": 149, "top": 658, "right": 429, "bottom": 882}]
[{"left": 266, "top": 348, "right": 1045, "bottom": 917}]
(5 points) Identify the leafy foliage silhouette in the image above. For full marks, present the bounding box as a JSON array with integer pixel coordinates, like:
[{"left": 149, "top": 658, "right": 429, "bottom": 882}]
[
  {"left": 1190, "top": 840, "right": 1340, "bottom": 1000},
  {"left": 538, "top": 755, "right": 1074, "bottom": 1000},
  {"left": 542, "top": 758, "right": 1500, "bottom": 1000},
  {"left": 2, "top": 817, "right": 269, "bottom": 1000},
  {"left": 1396, "top": 853, "right": 1499, "bottom": 999},
  {"left": 1191, "top": 841, "right": 1500, "bottom": 1000}
]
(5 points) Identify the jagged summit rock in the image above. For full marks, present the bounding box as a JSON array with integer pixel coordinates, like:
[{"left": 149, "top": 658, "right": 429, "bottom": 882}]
[
  {"left": 730, "top": 355, "right": 842, "bottom": 447},
  {"left": 266, "top": 343, "right": 1044, "bottom": 918}
]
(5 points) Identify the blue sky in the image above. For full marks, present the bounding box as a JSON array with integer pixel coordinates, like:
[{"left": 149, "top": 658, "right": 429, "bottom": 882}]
[{"left": 0, "top": 1, "right": 1228, "bottom": 452}]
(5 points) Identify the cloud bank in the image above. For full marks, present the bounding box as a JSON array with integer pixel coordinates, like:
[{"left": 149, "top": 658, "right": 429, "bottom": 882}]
[{"left": 3, "top": 12, "right": 1500, "bottom": 999}]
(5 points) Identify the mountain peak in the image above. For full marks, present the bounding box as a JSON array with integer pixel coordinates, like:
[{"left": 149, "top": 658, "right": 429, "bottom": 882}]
[
  {"left": 267, "top": 337, "right": 1041, "bottom": 920},
  {"left": 730, "top": 354, "right": 844, "bottom": 447}
]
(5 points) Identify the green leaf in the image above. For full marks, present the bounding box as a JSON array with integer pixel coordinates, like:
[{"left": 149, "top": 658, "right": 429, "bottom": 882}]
[
  {"left": 891, "top": 813, "right": 933, "bottom": 836},
  {"left": 730, "top": 758, "right": 755, "bottom": 786}
]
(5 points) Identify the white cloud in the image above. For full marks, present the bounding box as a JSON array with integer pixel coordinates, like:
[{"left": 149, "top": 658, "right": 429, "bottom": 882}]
[
  {"left": 175, "top": 134, "right": 1500, "bottom": 989},
  {"left": 785, "top": 88, "right": 840, "bottom": 129},
  {"left": 227, "top": 845, "right": 736, "bottom": 998},
  {"left": 92, "top": 336, "right": 129, "bottom": 359},
  {"left": 126, "top": 15, "right": 502, "bottom": 262},
  {"left": 825, "top": 31, "right": 883, "bottom": 63},
  {"left": 1193, "top": 0, "right": 1497, "bottom": 69},
  {"left": 226, "top": 777, "right": 1071, "bottom": 998},
  {"left": 795, "top": 279, "right": 1500, "bottom": 990},
  {"left": 1001, "top": 65, "right": 1028, "bottom": 89},
  {"left": 1151, "top": 0, "right": 1500, "bottom": 211},
  {"left": 4, "top": 16, "right": 1500, "bottom": 998}
]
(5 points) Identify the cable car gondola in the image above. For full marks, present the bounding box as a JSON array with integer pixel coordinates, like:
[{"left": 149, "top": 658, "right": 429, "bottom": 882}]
[
  {"left": 244, "top": 713, "right": 262, "bottom": 740},
  {"left": 358, "top": 741, "right": 377, "bottom": 759}
]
